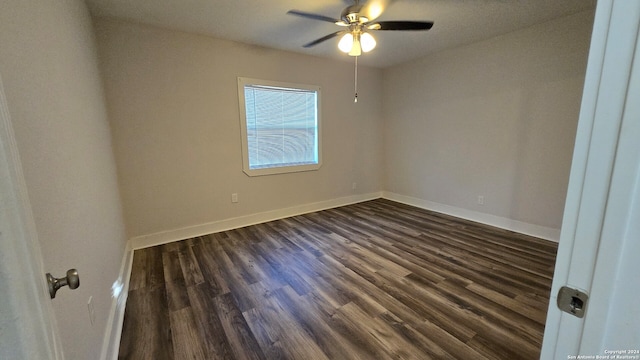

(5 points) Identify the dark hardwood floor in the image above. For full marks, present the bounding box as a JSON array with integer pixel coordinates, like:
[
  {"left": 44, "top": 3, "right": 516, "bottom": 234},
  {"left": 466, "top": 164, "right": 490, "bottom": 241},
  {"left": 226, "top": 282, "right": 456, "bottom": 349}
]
[{"left": 118, "top": 199, "right": 558, "bottom": 360}]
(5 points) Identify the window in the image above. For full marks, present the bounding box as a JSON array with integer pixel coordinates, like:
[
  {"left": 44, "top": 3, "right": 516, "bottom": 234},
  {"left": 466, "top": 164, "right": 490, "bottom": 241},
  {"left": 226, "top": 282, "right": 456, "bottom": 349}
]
[{"left": 238, "top": 77, "right": 321, "bottom": 176}]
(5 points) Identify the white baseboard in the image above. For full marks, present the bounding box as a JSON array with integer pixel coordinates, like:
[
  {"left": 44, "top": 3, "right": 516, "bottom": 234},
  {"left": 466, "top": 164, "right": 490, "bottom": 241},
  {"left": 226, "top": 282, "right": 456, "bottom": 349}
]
[
  {"left": 130, "top": 190, "right": 559, "bottom": 250},
  {"left": 100, "top": 240, "right": 134, "bottom": 360},
  {"left": 382, "top": 191, "right": 560, "bottom": 242},
  {"left": 130, "top": 192, "right": 383, "bottom": 250}
]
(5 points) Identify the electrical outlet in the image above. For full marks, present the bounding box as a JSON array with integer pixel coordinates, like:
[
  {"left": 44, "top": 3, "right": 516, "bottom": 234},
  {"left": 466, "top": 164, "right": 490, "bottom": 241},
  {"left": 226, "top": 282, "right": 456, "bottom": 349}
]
[
  {"left": 478, "top": 195, "right": 485, "bottom": 205},
  {"left": 352, "top": 182, "right": 357, "bottom": 191},
  {"left": 88, "top": 296, "right": 95, "bottom": 326},
  {"left": 231, "top": 193, "right": 238, "bottom": 203}
]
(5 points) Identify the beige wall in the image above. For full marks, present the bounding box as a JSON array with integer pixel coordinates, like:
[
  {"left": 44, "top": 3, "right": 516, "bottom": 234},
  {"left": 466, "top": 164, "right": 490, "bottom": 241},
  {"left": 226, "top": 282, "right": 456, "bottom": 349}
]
[
  {"left": 0, "top": 0, "right": 127, "bottom": 359},
  {"left": 95, "top": 19, "right": 384, "bottom": 239},
  {"left": 383, "top": 10, "right": 594, "bottom": 230}
]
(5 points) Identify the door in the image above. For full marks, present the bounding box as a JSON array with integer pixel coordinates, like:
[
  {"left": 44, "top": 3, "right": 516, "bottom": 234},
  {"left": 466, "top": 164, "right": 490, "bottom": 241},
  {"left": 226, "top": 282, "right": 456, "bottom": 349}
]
[
  {"left": 0, "top": 75, "right": 63, "bottom": 358},
  {"left": 541, "top": 0, "right": 640, "bottom": 357}
]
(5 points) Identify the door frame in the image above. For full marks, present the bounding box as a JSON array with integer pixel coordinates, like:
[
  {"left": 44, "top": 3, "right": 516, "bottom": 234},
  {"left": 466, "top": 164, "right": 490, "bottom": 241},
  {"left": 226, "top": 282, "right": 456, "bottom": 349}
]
[
  {"left": 541, "top": 0, "right": 640, "bottom": 357},
  {"left": 0, "top": 74, "right": 63, "bottom": 358}
]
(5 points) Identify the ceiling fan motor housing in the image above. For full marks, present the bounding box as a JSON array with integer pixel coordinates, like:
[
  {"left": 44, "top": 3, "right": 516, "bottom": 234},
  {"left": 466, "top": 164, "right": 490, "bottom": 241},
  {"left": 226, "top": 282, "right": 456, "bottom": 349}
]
[{"left": 342, "top": 5, "right": 367, "bottom": 24}]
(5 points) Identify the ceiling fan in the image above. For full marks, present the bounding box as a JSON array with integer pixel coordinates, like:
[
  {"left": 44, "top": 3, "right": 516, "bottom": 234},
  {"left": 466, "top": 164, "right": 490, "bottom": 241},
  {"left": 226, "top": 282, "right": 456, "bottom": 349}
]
[{"left": 287, "top": 0, "right": 434, "bottom": 56}]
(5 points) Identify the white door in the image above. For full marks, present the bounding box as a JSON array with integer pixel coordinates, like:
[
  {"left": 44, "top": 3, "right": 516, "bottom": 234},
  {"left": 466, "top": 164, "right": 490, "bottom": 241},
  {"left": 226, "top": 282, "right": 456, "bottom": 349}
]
[
  {"left": 0, "top": 75, "right": 63, "bottom": 358},
  {"left": 541, "top": 0, "right": 640, "bottom": 358}
]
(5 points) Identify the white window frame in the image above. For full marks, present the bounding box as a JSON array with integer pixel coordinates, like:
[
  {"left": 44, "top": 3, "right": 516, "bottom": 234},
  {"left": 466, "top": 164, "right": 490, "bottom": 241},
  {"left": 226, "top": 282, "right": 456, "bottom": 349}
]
[{"left": 237, "top": 77, "right": 322, "bottom": 176}]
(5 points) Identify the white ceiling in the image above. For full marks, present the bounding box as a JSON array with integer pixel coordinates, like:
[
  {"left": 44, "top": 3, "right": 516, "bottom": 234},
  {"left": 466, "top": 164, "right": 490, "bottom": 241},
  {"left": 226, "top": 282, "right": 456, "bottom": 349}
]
[{"left": 85, "top": 0, "right": 596, "bottom": 68}]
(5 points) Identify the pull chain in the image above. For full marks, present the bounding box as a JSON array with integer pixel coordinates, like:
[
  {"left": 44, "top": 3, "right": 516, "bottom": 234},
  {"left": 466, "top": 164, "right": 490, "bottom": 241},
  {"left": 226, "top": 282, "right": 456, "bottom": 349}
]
[{"left": 354, "top": 55, "right": 358, "bottom": 103}]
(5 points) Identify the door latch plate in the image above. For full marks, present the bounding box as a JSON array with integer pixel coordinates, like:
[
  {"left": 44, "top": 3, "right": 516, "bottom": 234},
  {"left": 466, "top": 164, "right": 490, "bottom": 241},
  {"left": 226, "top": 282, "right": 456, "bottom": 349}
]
[{"left": 557, "top": 286, "right": 588, "bottom": 318}]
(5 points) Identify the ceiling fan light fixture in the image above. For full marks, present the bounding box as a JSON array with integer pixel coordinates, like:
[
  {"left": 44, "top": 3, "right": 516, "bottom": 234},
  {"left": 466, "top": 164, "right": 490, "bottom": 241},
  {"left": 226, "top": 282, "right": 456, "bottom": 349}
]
[
  {"left": 348, "top": 34, "right": 362, "bottom": 56},
  {"left": 338, "top": 33, "right": 354, "bottom": 53},
  {"left": 360, "top": 32, "right": 376, "bottom": 52}
]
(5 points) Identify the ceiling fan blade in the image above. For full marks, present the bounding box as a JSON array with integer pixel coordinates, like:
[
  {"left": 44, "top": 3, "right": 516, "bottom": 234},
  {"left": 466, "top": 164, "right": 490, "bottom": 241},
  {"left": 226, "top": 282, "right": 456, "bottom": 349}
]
[
  {"left": 303, "top": 31, "right": 346, "bottom": 48},
  {"left": 367, "top": 21, "right": 434, "bottom": 31},
  {"left": 287, "top": 10, "right": 343, "bottom": 25}
]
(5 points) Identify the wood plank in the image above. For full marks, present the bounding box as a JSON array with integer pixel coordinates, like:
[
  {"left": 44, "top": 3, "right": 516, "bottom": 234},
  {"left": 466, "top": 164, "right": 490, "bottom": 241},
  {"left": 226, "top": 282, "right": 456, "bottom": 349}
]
[
  {"left": 169, "top": 307, "right": 207, "bottom": 360},
  {"left": 186, "top": 283, "right": 236, "bottom": 359},
  {"left": 213, "top": 293, "right": 266, "bottom": 360},
  {"left": 118, "top": 287, "right": 173, "bottom": 360},
  {"left": 190, "top": 237, "right": 230, "bottom": 295},
  {"left": 271, "top": 285, "right": 376, "bottom": 359},
  {"left": 162, "top": 250, "right": 190, "bottom": 312},
  {"left": 177, "top": 244, "right": 205, "bottom": 287}
]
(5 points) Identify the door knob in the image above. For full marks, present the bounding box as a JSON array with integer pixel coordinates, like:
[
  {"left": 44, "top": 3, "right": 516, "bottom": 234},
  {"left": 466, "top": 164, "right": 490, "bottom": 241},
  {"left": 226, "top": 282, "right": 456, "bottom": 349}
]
[{"left": 46, "top": 269, "right": 80, "bottom": 299}]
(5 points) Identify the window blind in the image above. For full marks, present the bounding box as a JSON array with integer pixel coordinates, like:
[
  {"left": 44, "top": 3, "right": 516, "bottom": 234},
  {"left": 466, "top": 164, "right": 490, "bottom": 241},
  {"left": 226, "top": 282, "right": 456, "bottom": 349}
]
[{"left": 244, "top": 85, "right": 318, "bottom": 169}]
